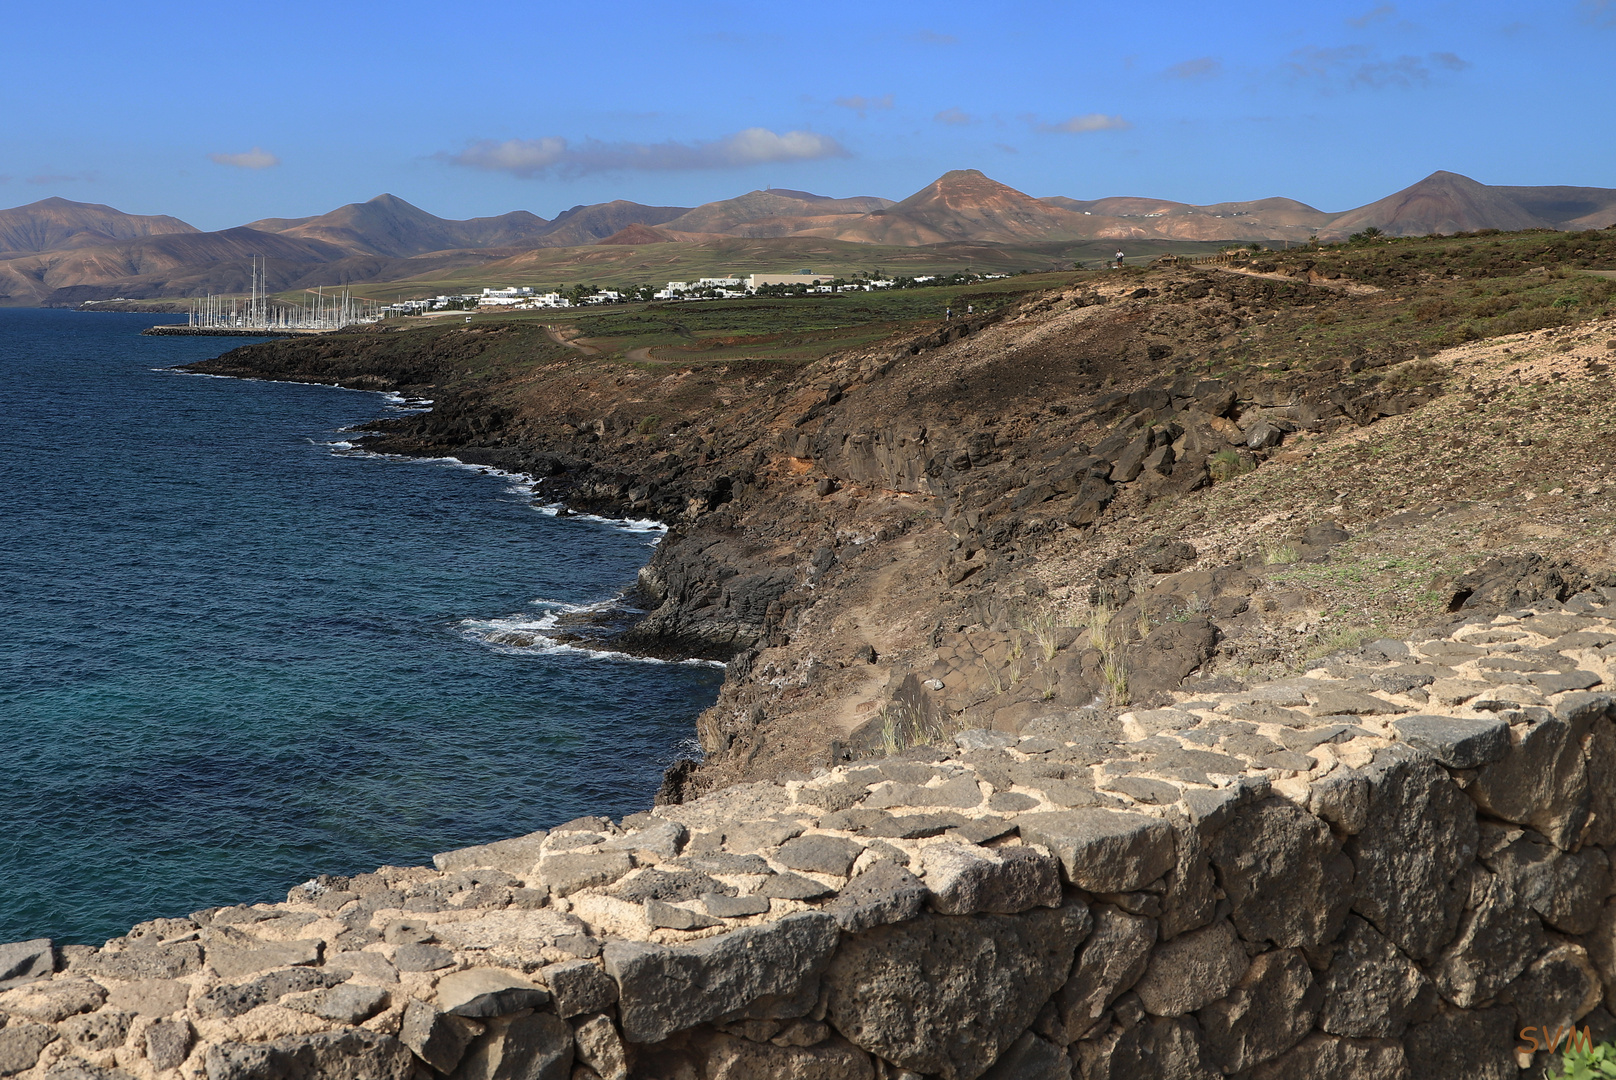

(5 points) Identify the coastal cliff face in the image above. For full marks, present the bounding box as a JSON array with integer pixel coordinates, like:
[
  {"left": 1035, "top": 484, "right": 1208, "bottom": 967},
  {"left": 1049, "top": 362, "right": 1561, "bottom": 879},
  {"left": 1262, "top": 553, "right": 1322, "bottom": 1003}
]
[
  {"left": 9, "top": 611, "right": 1616, "bottom": 1079},
  {"left": 182, "top": 265, "right": 1616, "bottom": 803}
]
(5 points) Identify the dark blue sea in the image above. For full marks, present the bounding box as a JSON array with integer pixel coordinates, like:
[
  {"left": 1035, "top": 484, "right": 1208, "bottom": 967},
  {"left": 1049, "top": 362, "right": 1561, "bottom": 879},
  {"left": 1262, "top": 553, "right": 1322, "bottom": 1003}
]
[{"left": 0, "top": 309, "right": 722, "bottom": 945}]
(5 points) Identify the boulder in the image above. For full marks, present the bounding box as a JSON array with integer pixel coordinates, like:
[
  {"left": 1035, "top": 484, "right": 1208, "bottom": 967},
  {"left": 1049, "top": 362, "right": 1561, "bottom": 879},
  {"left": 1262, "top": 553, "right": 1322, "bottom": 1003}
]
[
  {"left": 1505, "top": 943, "right": 1602, "bottom": 1033},
  {"left": 78, "top": 941, "right": 204, "bottom": 981},
  {"left": 644, "top": 899, "right": 721, "bottom": 931},
  {"left": 1248, "top": 1033, "right": 1410, "bottom": 1080},
  {"left": 203, "top": 1029, "right": 414, "bottom": 1080},
  {"left": 542, "top": 959, "right": 617, "bottom": 1019},
  {"left": 1429, "top": 870, "right": 1545, "bottom": 1008},
  {"left": 1316, "top": 917, "right": 1429, "bottom": 1039},
  {"left": 1077, "top": 1014, "right": 1219, "bottom": 1080},
  {"left": 1485, "top": 831, "right": 1610, "bottom": 934},
  {"left": 605, "top": 913, "right": 840, "bottom": 1043},
  {"left": 282, "top": 982, "right": 389, "bottom": 1025},
  {"left": 105, "top": 979, "right": 189, "bottom": 1018},
  {"left": 1346, "top": 748, "right": 1478, "bottom": 960},
  {"left": 399, "top": 999, "right": 480, "bottom": 1075},
  {"left": 1390, "top": 715, "right": 1509, "bottom": 768},
  {"left": 1133, "top": 920, "right": 1248, "bottom": 1018},
  {"left": 571, "top": 1014, "right": 628, "bottom": 1080},
  {"left": 1196, "top": 949, "right": 1320, "bottom": 1072},
  {"left": 1401, "top": 1006, "right": 1517, "bottom": 1080},
  {"left": 824, "top": 862, "right": 929, "bottom": 933},
  {"left": 537, "top": 852, "right": 634, "bottom": 898},
  {"left": 1016, "top": 809, "right": 1176, "bottom": 893},
  {"left": 823, "top": 904, "right": 1091, "bottom": 1080},
  {"left": 192, "top": 967, "right": 344, "bottom": 1021},
  {"left": 1208, "top": 798, "right": 1354, "bottom": 951},
  {"left": 979, "top": 1031, "right": 1070, "bottom": 1080},
  {"left": 1055, "top": 906, "right": 1156, "bottom": 1041},
  {"left": 921, "top": 845, "right": 1062, "bottom": 915},
  {"left": 703, "top": 893, "right": 772, "bottom": 919},
  {"left": 392, "top": 943, "right": 455, "bottom": 972},
  {"left": 694, "top": 1029, "right": 875, "bottom": 1080},
  {"left": 145, "top": 1018, "right": 193, "bottom": 1072},
  {"left": 455, "top": 1011, "right": 573, "bottom": 1080},
  {"left": 1468, "top": 713, "right": 1592, "bottom": 849}
]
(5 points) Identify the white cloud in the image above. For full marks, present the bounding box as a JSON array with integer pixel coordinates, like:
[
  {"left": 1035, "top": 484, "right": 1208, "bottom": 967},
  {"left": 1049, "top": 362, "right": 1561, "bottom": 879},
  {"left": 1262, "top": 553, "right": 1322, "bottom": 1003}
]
[
  {"left": 834, "top": 94, "right": 894, "bottom": 117},
  {"left": 1347, "top": 4, "right": 1397, "bottom": 28},
  {"left": 934, "top": 107, "right": 974, "bottom": 126},
  {"left": 209, "top": 148, "right": 280, "bottom": 170},
  {"left": 446, "top": 128, "right": 849, "bottom": 179},
  {"left": 1286, "top": 46, "right": 1470, "bottom": 89},
  {"left": 1039, "top": 114, "right": 1132, "bottom": 133},
  {"left": 1166, "top": 57, "right": 1222, "bottom": 80}
]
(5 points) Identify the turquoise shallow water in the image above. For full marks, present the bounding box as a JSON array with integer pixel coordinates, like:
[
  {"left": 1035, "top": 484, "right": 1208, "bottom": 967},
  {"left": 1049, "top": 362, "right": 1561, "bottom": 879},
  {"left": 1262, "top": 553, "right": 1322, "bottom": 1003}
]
[{"left": 0, "top": 309, "right": 721, "bottom": 945}]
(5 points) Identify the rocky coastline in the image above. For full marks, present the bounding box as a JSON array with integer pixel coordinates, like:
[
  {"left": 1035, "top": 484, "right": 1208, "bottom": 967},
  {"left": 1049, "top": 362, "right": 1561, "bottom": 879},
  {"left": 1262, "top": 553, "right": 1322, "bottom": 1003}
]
[{"left": 9, "top": 604, "right": 1616, "bottom": 1078}]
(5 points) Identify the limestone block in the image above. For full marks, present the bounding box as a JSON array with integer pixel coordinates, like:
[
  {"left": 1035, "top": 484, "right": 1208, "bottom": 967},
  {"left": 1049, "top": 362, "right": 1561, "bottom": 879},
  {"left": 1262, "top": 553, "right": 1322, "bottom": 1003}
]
[
  {"left": 824, "top": 862, "right": 928, "bottom": 933},
  {"left": 1390, "top": 714, "right": 1509, "bottom": 768},
  {"left": 105, "top": 978, "right": 188, "bottom": 1018},
  {"left": 537, "top": 852, "right": 634, "bottom": 898},
  {"left": 1400, "top": 1006, "right": 1517, "bottom": 1080},
  {"left": 605, "top": 912, "right": 840, "bottom": 1043},
  {"left": 1248, "top": 1033, "right": 1410, "bottom": 1080},
  {"left": 921, "top": 844, "right": 1062, "bottom": 915},
  {"left": 1133, "top": 920, "right": 1248, "bottom": 1018},
  {"left": 541, "top": 959, "right": 617, "bottom": 1020},
  {"left": 203, "top": 1029, "right": 414, "bottom": 1080},
  {"left": 208, "top": 938, "right": 322, "bottom": 980},
  {"left": 1196, "top": 948, "right": 1320, "bottom": 1072},
  {"left": 455, "top": 1011, "right": 573, "bottom": 1080},
  {"left": 1346, "top": 748, "right": 1478, "bottom": 960},
  {"left": 1017, "top": 809, "right": 1176, "bottom": 894},
  {"left": 0, "top": 977, "right": 106, "bottom": 1022},
  {"left": 1208, "top": 797, "right": 1354, "bottom": 951},
  {"left": 77, "top": 941, "right": 204, "bottom": 981},
  {"left": 600, "top": 820, "right": 688, "bottom": 861},
  {"left": 1316, "top": 916, "right": 1429, "bottom": 1039},
  {"left": 1468, "top": 713, "right": 1592, "bottom": 849},
  {"left": 822, "top": 904, "right": 1091, "bottom": 1080},
  {"left": 1430, "top": 871, "right": 1545, "bottom": 1008},
  {"left": 1055, "top": 906, "right": 1156, "bottom": 1042},
  {"left": 433, "top": 829, "right": 548, "bottom": 876},
  {"left": 0, "top": 939, "right": 53, "bottom": 991}
]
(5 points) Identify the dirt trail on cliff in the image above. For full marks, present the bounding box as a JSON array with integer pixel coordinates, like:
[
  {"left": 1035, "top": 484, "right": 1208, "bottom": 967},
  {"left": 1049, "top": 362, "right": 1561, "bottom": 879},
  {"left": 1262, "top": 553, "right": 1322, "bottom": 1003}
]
[{"left": 183, "top": 228, "right": 1616, "bottom": 797}]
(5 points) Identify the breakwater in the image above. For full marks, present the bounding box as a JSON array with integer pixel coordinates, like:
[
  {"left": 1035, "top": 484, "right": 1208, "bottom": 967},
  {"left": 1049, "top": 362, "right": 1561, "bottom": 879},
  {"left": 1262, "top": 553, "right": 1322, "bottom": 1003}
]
[{"left": 7, "top": 598, "right": 1616, "bottom": 1078}]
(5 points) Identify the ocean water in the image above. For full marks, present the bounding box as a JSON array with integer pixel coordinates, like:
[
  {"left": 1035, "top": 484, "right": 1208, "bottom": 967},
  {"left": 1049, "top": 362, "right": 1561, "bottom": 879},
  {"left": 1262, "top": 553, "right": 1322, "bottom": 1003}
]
[{"left": 0, "top": 309, "right": 722, "bottom": 945}]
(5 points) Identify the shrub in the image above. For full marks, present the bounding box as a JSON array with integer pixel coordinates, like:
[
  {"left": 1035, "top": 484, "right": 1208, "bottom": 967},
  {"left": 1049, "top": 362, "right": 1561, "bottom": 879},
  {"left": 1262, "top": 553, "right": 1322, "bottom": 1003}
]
[
  {"left": 1208, "top": 449, "right": 1255, "bottom": 483},
  {"left": 636, "top": 414, "right": 661, "bottom": 435}
]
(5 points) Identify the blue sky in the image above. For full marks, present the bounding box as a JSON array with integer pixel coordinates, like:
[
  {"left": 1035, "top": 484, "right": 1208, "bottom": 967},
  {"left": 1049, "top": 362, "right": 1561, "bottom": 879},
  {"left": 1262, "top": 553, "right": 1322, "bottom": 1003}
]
[{"left": 2, "top": 0, "right": 1611, "bottom": 230}]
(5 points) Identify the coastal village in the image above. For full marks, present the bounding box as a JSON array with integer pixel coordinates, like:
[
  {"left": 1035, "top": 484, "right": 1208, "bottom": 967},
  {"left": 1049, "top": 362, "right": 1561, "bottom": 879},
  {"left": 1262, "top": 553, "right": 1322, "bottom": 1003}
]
[{"left": 385, "top": 270, "right": 1007, "bottom": 317}]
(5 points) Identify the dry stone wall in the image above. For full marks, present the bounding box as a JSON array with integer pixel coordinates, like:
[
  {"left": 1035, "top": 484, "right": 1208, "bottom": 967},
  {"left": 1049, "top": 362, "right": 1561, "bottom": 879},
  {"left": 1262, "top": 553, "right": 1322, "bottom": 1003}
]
[{"left": 10, "top": 595, "right": 1616, "bottom": 1079}]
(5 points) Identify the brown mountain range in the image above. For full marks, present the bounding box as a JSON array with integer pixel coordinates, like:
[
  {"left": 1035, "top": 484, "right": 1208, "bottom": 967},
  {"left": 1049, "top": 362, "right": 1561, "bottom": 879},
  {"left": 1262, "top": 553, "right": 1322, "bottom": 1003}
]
[{"left": 2, "top": 170, "right": 1612, "bottom": 307}]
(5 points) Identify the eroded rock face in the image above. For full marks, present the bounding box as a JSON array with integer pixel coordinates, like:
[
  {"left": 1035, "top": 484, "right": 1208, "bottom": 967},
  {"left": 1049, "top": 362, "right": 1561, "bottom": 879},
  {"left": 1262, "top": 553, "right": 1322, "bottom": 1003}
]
[
  {"left": 1056, "top": 906, "right": 1156, "bottom": 1042},
  {"left": 1316, "top": 916, "right": 1430, "bottom": 1039},
  {"left": 1132, "top": 920, "right": 1248, "bottom": 1018},
  {"left": 1196, "top": 948, "right": 1319, "bottom": 1072},
  {"left": 823, "top": 904, "right": 1090, "bottom": 1080}
]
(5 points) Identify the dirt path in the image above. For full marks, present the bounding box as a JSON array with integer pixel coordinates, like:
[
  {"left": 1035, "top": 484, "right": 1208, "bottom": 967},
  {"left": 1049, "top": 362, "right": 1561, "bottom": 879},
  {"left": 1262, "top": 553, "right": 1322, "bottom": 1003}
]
[
  {"left": 625, "top": 345, "right": 659, "bottom": 363},
  {"left": 545, "top": 325, "right": 602, "bottom": 356}
]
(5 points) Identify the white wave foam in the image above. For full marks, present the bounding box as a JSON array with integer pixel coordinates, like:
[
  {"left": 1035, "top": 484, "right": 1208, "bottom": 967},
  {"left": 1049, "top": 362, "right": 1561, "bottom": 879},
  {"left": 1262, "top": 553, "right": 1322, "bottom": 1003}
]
[
  {"left": 457, "top": 604, "right": 722, "bottom": 667},
  {"left": 532, "top": 503, "right": 667, "bottom": 536}
]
